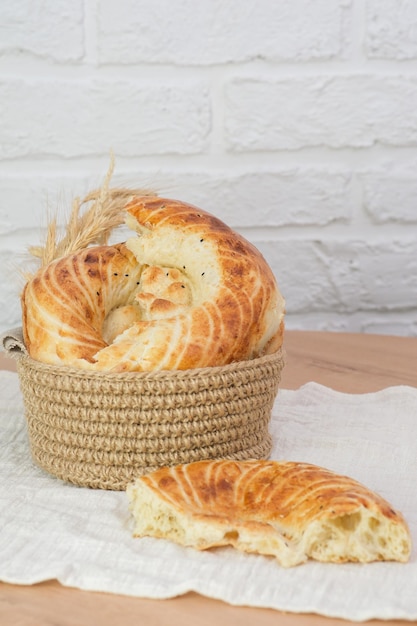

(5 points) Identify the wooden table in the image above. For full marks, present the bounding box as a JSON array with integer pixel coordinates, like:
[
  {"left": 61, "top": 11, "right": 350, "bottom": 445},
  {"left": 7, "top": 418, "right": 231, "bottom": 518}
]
[{"left": 1, "top": 330, "right": 416, "bottom": 626}]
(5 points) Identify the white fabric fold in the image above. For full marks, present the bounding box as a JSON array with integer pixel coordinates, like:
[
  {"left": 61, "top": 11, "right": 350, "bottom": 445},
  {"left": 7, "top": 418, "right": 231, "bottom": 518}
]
[{"left": 1, "top": 371, "right": 416, "bottom": 621}]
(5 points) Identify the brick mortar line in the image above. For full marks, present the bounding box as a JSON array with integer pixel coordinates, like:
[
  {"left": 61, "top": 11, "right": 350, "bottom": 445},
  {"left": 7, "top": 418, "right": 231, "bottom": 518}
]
[
  {"left": 3, "top": 53, "right": 417, "bottom": 80},
  {"left": 1, "top": 147, "right": 417, "bottom": 169}
]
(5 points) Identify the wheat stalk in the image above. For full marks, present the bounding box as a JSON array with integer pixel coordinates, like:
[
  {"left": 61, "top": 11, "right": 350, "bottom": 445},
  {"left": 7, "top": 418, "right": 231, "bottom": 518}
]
[{"left": 28, "top": 156, "right": 156, "bottom": 270}]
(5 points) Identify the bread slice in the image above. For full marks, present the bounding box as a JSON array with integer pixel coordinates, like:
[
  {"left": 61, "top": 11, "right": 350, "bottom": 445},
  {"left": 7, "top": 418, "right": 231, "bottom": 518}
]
[{"left": 126, "top": 459, "right": 411, "bottom": 567}]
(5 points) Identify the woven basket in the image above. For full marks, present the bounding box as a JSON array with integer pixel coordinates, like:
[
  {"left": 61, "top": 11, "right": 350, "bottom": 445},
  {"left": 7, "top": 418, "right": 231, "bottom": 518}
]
[{"left": 3, "top": 328, "right": 285, "bottom": 490}]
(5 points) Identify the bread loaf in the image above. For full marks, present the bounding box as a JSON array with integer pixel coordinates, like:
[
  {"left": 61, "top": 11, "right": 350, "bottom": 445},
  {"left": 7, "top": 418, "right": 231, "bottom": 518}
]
[{"left": 22, "top": 196, "right": 285, "bottom": 372}]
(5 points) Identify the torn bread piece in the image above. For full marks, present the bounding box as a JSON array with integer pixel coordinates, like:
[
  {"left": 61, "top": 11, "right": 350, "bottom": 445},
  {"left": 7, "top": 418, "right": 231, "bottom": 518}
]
[{"left": 126, "top": 459, "right": 412, "bottom": 567}]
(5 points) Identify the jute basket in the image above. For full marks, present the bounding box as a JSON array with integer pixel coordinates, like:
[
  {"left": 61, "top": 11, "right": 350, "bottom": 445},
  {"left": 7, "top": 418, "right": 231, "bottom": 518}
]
[{"left": 2, "top": 328, "right": 285, "bottom": 490}]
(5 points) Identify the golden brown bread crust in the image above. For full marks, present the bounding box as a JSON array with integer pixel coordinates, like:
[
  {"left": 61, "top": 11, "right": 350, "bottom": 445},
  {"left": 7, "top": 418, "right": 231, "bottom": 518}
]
[
  {"left": 22, "top": 243, "right": 142, "bottom": 365},
  {"left": 127, "top": 460, "right": 412, "bottom": 567},
  {"left": 22, "top": 196, "right": 285, "bottom": 371}
]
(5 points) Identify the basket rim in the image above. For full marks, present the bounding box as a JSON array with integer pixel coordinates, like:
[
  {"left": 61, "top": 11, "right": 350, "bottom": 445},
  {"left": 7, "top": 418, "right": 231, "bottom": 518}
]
[{"left": 16, "top": 345, "right": 285, "bottom": 382}]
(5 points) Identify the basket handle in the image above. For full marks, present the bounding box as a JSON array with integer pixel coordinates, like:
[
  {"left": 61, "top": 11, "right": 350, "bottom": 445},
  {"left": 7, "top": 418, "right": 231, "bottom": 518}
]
[{"left": 1, "top": 327, "right": 28, "bottom": 359}]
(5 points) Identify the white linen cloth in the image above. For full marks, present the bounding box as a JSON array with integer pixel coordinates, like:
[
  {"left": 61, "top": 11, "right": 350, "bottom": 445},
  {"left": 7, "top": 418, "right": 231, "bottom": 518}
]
[{"left": 1, "top": 370, "right": 416, "bottom": 622}]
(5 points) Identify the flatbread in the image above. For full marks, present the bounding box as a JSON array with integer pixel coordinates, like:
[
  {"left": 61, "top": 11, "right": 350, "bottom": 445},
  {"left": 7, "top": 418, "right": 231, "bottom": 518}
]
[{"left": 127, "top": 459, "right": 411, "bottom": 567}]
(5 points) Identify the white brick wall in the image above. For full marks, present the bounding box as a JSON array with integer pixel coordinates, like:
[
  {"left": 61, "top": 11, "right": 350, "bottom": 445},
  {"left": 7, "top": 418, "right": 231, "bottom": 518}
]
[
  {"left": 0, "top": 0, "right": 416, "bottom": 337},
  {"left": 225, "top": 76, "right": 417, "bottom": 150},
  {"left": 97, "top": 0, "right": 350, "bottom": 63},
  {"left": 0, "top": 1, "right": 84, "bottom": 61}
]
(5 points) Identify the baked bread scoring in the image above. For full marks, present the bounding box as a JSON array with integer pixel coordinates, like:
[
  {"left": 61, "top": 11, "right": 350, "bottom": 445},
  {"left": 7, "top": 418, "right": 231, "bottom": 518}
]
[
  {"left": 22, "top": 196, "right": 285, "bottom": 371},
  {"left": 127, "top": 459, "right": 412, "bottom": 567}
]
